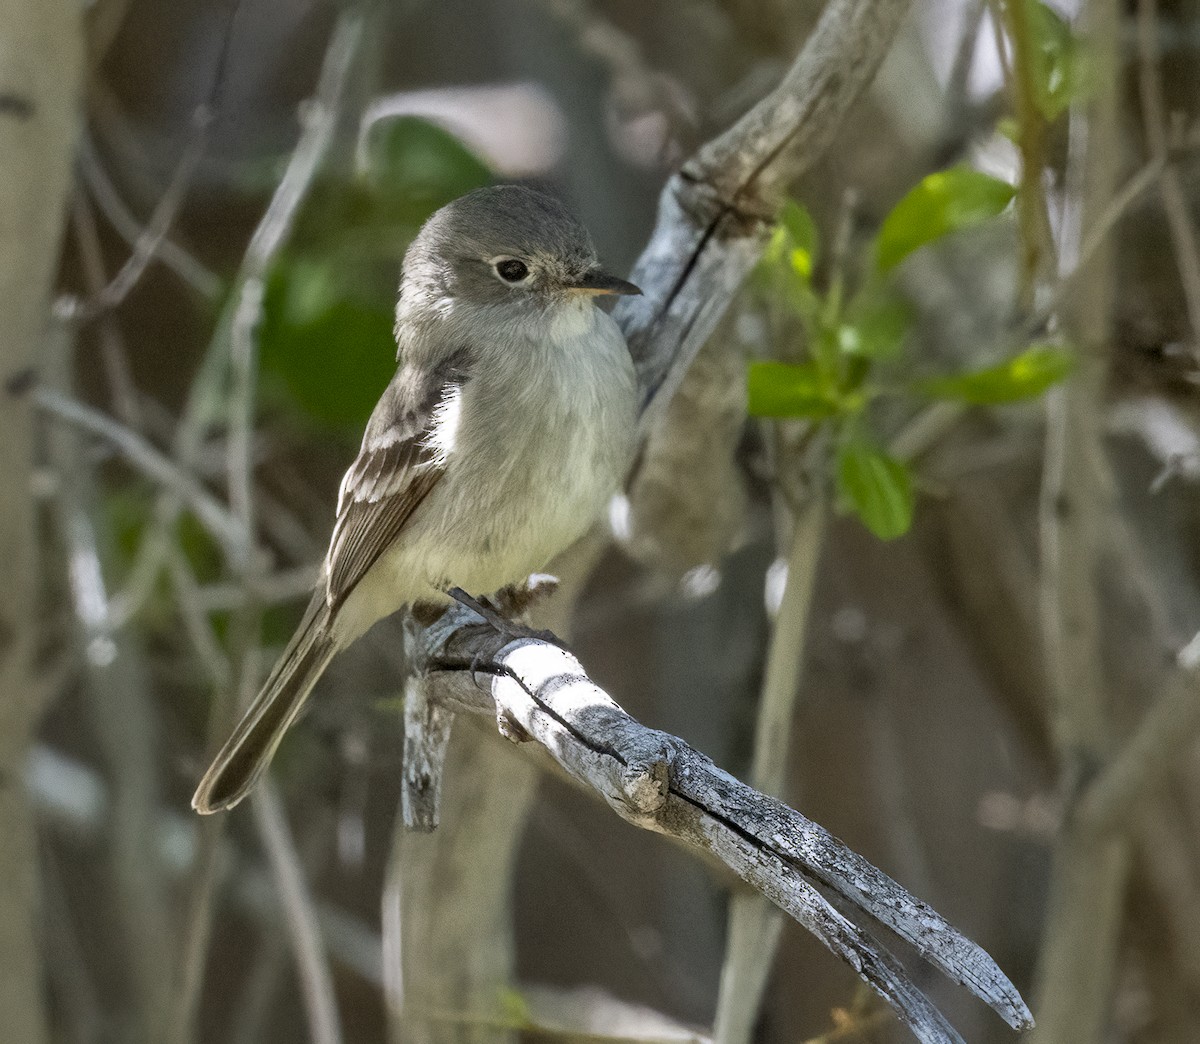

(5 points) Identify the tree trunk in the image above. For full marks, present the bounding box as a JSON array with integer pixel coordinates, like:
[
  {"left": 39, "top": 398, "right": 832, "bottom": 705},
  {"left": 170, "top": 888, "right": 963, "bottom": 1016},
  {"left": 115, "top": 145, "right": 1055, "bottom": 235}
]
[{"left": 0, "top": 1, "right": 83, "bottom": 1039}]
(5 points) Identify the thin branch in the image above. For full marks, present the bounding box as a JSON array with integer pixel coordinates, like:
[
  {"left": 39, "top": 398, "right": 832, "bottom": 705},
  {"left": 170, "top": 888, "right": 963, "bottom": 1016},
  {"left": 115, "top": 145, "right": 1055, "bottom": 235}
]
[
  {"left": 74, "top": 106, "right": 213, "bottom": 319},
  {"left": 251, "top": 785, "right": 343, "bottom": 1044},
  {"left": 409, "top": 605, "right": 1033, "bottom": 1043},
  {"left": 1024, "top": 156, "right": 1166, "bottom": 337},
  {"left": 188, "top": 562, "right": 321, "bottom": 613},
  {"left": 69, "top": 190, "right": 143, "bottom": 427},
  {"left": 77, "top": 131, "right": 222, "bottom": 302},
  {"left": 999, "top": 0, "right": 1056, "bottom": 304},
  {"left": 1029, "top": 0, "right": 1130, "bottom": 1037},
  {"left": 714, "top": 495, "right": 826, "bottom": 1044},
  {"left": 27, "top": 384, "right": 248, "bottom": 561},
  {"left": 1079, "top": 647, "right": 1200, "bottom": 833},
  {"left": 224, "top": 9, "right": 365, "bottom": 568}
]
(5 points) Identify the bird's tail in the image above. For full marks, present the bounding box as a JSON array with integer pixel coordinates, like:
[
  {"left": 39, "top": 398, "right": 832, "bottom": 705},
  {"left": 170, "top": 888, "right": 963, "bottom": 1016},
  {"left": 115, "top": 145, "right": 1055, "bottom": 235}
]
[{"left": 192, "top": 596, "right": 337, "bottom": 814}]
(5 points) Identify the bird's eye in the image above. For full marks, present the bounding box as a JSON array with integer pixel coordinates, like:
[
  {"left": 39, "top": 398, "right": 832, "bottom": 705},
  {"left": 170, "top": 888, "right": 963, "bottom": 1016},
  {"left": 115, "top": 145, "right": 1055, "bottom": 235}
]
[{"left": 495, "top": 259, "right": 529, "bottom": 283}]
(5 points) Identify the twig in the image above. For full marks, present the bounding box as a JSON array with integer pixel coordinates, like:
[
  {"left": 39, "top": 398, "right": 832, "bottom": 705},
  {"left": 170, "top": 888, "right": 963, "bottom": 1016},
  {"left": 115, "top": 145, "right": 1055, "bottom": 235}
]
[
  {"left": 409, "top": 604, "right": 1033, "bottom": 1043},
  {"left": 714, "top": 495, "right": 826, "bottom": 1044},
  {"left": 165, "top": 545, "right": 233, "bottom": 688},
  {"left": 27, "top": 384, "right": 248, "bottom": 561},
  {"left": 224, "top": 9, "right": 364, "bottom": 568},
  {"left": 1029, "top": 0, "right": 1131, "bottom": 1037},
  {"left": 166, "top": 15, "right": 367, "bottom": 1041},
  {"left": 77, "top": 131, "right": 222, "bottom": 301},
  {"left": 1028, "top": 156, "right": 1166, "bottom": 335},
  {"left": 69, "top": 190, "right": 143, "bottom": 427},
  {"left": 1136, "top": 0, "right": 1200, "bottom": 363},
  {"left": 1079, "top": 648, "right": 1200, "bottom": 833},
  {"left": 251, "top": 785, "right": 343, "bottom": 1044},
  {"left": 29, "top": 743, "right": 384, "bottom": 989},
  {"left": 999, "top": 0, "right": 1056, "bottom": 304},
  {"left": 42, "top": 318, "right": 174, "bottom": 1039},
  {"left": 889, "top": 401, "right": 968, "bottom": 462},
  {"left": 75, "top": 106, "right": 213, "bottom": 319},
  {"left": 188, "top": 562, "right": 322, "bottom": 613}
]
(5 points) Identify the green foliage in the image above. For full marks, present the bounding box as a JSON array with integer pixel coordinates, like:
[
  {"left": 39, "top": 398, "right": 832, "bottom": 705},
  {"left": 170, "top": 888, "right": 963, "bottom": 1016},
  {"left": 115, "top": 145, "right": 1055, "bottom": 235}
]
[
  {"left": 837, "top": 435, "right": 915, "bottom": 541},
  {"left": 747, "top": 361, "right": 839, "bottom": 419},
  {"left": 495, "top": 988, "right": 533, "bottom": 1029},
  {"left": 260, "top": 265, "right": 398, "bottom": 430},
  {"left": 838, "top": 289, "right": 912, "bottom": 360},
  {"left": 363, "top": 115, "right": 493, "bottom": 203},
  {"left": 747, "top": 175, "right": 1067, "bottom": 541},
  {"left": 921, "top": 343, "right": 1074, "bottom": 404},
  {"left": 774, "top": 199, "right": 819, "bottom": 277},
  {"left": 259, "top": 117, "right": 491, "bottom": 435},
  {"left": 1025, "top": 1, "right": 1089, "bottom": 121},
  {"left": 875, "top": 167, "right": 1016, "bottom": 272}
]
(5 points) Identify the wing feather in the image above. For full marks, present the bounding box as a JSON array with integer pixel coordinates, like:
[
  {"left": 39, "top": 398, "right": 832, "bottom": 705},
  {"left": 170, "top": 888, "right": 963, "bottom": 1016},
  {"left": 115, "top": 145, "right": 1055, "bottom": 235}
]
[{"left": 325, "top": 350, "right": 469, "bottom": 611}]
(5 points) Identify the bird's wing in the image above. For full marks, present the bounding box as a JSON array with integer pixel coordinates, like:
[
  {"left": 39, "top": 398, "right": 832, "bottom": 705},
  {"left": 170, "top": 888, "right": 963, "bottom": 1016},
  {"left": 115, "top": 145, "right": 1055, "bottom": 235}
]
[{"left": 325, "top": 350, "right": 470, "bottom": 611}]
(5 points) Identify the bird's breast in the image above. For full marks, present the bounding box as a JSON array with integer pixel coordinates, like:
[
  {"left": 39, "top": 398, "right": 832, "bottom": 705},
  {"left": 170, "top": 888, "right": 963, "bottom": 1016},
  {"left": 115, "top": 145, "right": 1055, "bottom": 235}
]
[{"left": 416, "top": 307, "right": 636, "bottom": 589}]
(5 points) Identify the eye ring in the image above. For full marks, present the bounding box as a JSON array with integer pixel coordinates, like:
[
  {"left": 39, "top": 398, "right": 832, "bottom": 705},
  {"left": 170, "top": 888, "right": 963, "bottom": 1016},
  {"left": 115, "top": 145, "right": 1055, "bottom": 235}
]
[{"left": 494, "top": 258, "right": 529, "bottom": 283}]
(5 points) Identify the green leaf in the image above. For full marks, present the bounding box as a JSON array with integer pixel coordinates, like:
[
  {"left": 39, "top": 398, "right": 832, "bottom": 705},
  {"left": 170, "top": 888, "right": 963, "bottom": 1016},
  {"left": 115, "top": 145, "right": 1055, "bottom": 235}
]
[
  {"left": 747, "top": 361, "right": 839, "bottom": 419},
  {"left": 778, "top": 199, "right": 819, "bottom": 277},
  {"left": 1026, "top": 1, "right": 1089, "bottom": 121},
  {"left": 363, "top": 116, "right": 492, "bottom": 201},
  {"left": 922, "top": 343, "right": 1073, "bottom": 404},
  {"left": 756, "top": 200, "right": 821, "bottom": 320},
  {"left": 837, "top": 437, "right": 915, "bottom": 540},
  {"left": 875, "top": 167, "right": 1016, "bottom": 272},
  {"left": 496, "top": 988, "right": 533, "bottom": 1028},
  {"left": 260, "top": 259, "right": 397, "bottom": 431},
  {"left": 838, "top": 291, "right": 914, "bottom": 360}
]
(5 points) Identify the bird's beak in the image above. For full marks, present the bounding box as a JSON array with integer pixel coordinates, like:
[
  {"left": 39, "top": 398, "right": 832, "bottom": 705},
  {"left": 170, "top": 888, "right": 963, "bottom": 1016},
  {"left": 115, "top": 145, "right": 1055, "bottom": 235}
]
[{"left": 569, "top": 269, "right": 642, "bottom": 296}]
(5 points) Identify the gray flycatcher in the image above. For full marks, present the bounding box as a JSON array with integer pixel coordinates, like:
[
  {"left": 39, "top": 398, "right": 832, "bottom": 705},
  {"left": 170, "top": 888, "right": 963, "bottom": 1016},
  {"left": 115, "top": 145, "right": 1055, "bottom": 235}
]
[{"left": 192, "top": 185, "right": 640, "bottom": 814}]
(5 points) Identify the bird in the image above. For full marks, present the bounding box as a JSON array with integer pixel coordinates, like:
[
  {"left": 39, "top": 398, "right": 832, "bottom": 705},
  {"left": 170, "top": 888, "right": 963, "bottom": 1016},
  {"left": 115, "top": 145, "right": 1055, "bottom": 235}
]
[{"left": 192, "top": 185, "right": 641, "bottom": 813}]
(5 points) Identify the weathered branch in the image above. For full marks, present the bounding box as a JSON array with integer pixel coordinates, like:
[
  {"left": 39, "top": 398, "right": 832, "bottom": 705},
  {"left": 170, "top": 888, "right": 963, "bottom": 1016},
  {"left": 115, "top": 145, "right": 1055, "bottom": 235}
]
[
  {"left": 613, "top": 0, "right": 916, "bottom": 419},
  {"left": 406, "top": 604, "right": 1032, "bottom": 1043}
]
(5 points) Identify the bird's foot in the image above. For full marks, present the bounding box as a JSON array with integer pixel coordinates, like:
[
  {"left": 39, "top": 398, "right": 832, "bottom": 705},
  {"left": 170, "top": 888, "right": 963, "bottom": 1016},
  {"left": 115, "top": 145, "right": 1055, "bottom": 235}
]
[{"left": 446, "top": 586, "right": 567, "bottom": 650}]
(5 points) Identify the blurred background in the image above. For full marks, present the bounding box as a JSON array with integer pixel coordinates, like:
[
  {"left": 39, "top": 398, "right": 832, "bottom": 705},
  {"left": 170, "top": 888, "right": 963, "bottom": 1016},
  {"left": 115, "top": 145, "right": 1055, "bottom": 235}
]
[{"left": 5, "top": 0, "right": 1200, "bottom": 1040}]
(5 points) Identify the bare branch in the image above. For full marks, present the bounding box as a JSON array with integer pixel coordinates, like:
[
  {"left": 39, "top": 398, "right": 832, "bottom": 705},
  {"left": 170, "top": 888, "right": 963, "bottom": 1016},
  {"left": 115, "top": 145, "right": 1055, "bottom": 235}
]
[
  {"left": 1029, "top": 0, "right": 1131, "bottom": 1038},
  {"left": 77, "top": 131, "right": 222, "bottom": 302},
  {"left": 27, "top": 383, "right": 248, "bottom": 560},
  {"left": 409, "top": 605, "right": 1033, "bottom": 1042},
  {"left": 84, "top": 112, "right": 212, "bottom": 316},
  {"left": 251, "top": 785, "right": 343, "bottom": 1044},
  {"left": 1079, "top": 646, "right": 1200, "bottom": 833},
  {"left": 400, "top": 673, "right": 456, "bottom": 832},
  {"left": 715, "top": 496, "right": 826, "bottom": 1044},
  {"left": 224, "top": 8, "right": 365, "bottom": 564}
]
